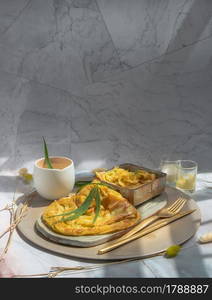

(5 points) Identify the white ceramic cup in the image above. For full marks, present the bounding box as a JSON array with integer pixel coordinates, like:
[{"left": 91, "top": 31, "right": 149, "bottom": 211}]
[{"left": 33, "top": 156, "right": 75, "bottom": 200}]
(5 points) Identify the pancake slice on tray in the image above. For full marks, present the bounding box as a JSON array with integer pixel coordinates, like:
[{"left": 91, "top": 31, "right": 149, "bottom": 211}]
[{"left": 42, "top": 180, "right": 140, "bottom": 236}]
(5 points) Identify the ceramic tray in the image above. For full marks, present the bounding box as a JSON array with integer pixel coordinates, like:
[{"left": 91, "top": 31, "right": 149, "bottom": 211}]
[{"left": 16, "top": 171, "right": 201, "bottom": 261}]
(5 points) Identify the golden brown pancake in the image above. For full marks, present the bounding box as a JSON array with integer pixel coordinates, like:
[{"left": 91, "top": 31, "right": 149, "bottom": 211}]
[
  {"left": 95, "top": 167, "right": 156, "bottom": 188},
  {"left": 42, "top": 181, "right": 140, "bottom": 236}
]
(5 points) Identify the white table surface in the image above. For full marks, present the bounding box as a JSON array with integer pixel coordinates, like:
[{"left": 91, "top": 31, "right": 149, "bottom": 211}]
[{"left": 0, "top": 171, "right": 212, "bottom": 278}]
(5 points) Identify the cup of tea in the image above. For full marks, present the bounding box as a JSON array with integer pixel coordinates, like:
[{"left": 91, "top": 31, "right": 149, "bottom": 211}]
[{"left": 33, "top": 156, "right": 75, "bottom": 200}]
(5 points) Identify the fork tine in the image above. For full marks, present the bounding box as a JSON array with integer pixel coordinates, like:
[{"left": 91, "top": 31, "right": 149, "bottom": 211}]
[
  {"left": 167, "top": 197, "right": 186, "bottom": 212},
  {"left": 176, "top": 197, "right": 187, "bottom": 209},
  {"left": 169, "top": 198, "right": 185, "bottom": 211},
  {"left": 166, "top": 197, "right": 184, "bottom": 210},
  {"left": 170, "top": 201, "right": 186, "bottom": 214},
  {"left": 169, "top": 198, "right": 186, "bottom": 213}
]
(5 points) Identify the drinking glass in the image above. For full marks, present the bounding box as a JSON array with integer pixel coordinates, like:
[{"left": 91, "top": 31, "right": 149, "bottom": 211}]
[
  {"left": 160, "top": 160, "right": 179, "bottom": 187},
  {"left": 176, "top": 160, "right": 197, "bottom": 193}
]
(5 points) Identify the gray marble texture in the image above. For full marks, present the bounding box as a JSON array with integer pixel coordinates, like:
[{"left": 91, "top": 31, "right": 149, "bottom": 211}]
[
  {"left": 0, "top": 0, "right": 212, "bottom": 277},
  {"left": 0, "top": 0, "right": 212, "bottom": 173}
]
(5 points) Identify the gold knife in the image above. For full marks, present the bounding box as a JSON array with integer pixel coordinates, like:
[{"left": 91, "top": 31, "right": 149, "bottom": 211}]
[{"left": 98, "top": 209, "right": 196, "bottom": 255}]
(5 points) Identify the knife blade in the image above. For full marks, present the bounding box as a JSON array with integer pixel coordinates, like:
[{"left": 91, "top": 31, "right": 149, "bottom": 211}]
[{"left": 98, "top": 209, "right": 196, "bottom": 255}]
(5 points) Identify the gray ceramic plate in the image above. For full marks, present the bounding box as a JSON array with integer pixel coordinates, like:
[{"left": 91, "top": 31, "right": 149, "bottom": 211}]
[
  {"left": 16, "top": 171, "right": 201, "bottom": 261},
  {"left": 36, "top": 170, "right": 167, "bottom": 247},
  {"left": 35, "top": 192, "right": 167, "bottom": 247}
]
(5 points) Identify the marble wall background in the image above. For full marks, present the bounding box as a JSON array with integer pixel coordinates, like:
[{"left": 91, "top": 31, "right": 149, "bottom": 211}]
[{"left": 1, "top": 0, "right": 212, "bottom": 174}]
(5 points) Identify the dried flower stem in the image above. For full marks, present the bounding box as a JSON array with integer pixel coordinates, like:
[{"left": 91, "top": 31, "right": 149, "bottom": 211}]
[
  {"left": 0, "top": 204, "right": 13, "bottom": 212},
  {"left": 1, "top": 202, "right": 28, "bottom": 237},
  {"left": 0, "top": 186, "right": 31, "bottom": 262},
  {"left": 13, "top": 245, "right": 198, "bottom": 278},
  {"left": 0, "top": 209, "right": 15, "bottom": 261},
  {"left": 14, "top": 259, "right": 137, "bottom": 278}
]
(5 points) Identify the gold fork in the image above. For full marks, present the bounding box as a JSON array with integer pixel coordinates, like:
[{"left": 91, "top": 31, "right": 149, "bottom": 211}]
[
  {"left": 118, "top": 197, "right": 187, "bottom": 241},
  {"left": 98, "top": 197, "right": 187, "bottom": 254},
  {"left": 98, "top": 208, "right": 194, "bottom": 255}
]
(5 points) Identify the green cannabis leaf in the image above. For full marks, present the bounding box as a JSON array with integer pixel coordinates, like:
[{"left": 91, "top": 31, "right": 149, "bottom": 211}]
[
  {"left": 55, "top": 187, "right": 97, "bottom": 223},
  {"left": 165, "top": 245, "right": 181, "bottom": 258},
  {"left": 93, "top": 187, "right": 101, "bottom": 224},
  {"left": 74, "top": 180, "right": 92, "bottom": 191},
  {"left": 52, "top": 186, "right": 103, "bottom": 224},
  {"left": 50, "top": 182, "right": 115, "bottom": 224},
  {"left": 42, "top": 137, "right": 53, "bottom": 169},
  {"left": 75, "top": 181, "right": 92, "bottom": 187},
  {"left": 74, "top": 180, "right": 113, "bottom": 193}
]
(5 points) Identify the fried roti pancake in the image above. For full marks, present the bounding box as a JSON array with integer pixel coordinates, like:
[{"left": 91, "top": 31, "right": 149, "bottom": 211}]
[
  {"left": 42, "top": 181, "right": 140, "bottom": 236},
  {"left": 95, "top": 167, "right": 156, "bottom": 188}
]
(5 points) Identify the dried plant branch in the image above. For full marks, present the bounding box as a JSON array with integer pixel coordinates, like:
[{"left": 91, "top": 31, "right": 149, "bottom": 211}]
[
  {"left": 0, "top": 185, "right": 32, "bottom": 262},
  {"left": 0, "top": 204, "right": 13, "bottom": 212},
  {"left": 13, "top": 259, "right": 137, "bottom": 278},
  {"left": 0, "top": 210, "right": 15, "bottom": 261},
  {"left": 14, "top": 273, "right": 50, "bottom": 278},
  {"left": 3, "top": 202, "right": 28, "bottom": 236},
  {"left": 49, "top": 259, "right": 139, "bottom": 278},
  {"left": 13, "top": 245, "right": 197, "bottom": 278}
]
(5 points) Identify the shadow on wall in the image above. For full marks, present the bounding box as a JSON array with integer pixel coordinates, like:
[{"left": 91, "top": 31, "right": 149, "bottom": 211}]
[{"left": 166, "top": 0, "right": 212, "bottom": 53}]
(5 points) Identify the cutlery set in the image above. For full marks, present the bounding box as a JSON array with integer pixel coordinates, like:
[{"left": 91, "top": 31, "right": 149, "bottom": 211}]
[{"left": 98, "top": 197, "right": 195, "bottom": 254}]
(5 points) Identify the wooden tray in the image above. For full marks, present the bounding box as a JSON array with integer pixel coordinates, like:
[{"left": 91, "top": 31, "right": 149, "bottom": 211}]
[{"left": 16, "top": 172, "right": 201, "bottom": 261}]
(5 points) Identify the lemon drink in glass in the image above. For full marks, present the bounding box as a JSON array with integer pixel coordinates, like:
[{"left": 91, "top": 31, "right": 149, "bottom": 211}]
[
  {"left": 176, "top": 160, "right": 197, "bottom": 193},
  {"left": 160, "top": 160, "right": 179, "bottom": 187}
]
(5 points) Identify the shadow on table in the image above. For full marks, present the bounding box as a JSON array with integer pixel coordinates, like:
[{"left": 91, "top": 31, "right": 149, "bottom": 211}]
[
  {"left": 200, "top": 219, "right": 212, "bottom": 226},
  {"left": 193, "top": 190, "right": 212, "bottom": 202},
  {"left": 15, "top": 192, "right": 51, "bottom": 208},
  {"left": 16, "top": 227, "right": 142, "bottom": 271}
]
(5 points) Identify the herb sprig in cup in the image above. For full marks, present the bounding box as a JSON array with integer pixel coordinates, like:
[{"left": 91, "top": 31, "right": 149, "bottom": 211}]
[
  {"left": 42, "top": 137, "right": 53, "bottom": 169},
  {"left": 43, "top": 137, "right": 111, "bottom": 223}
]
